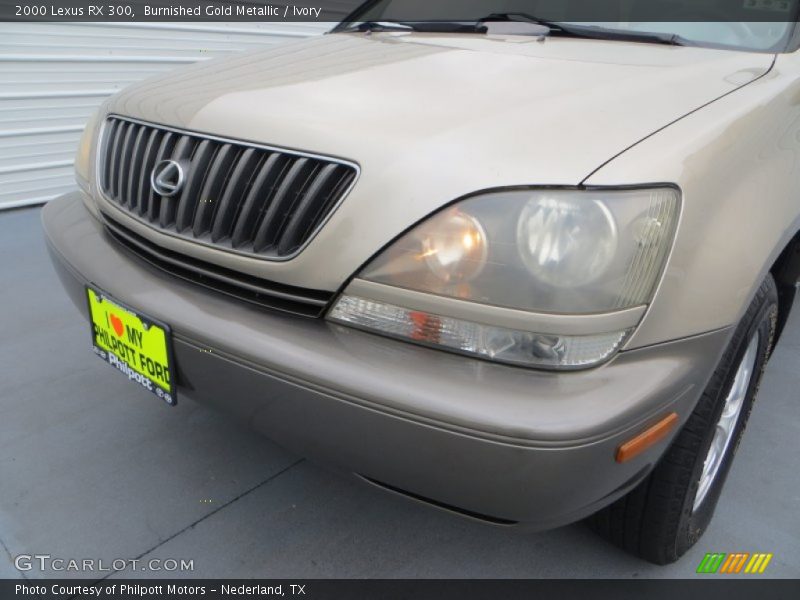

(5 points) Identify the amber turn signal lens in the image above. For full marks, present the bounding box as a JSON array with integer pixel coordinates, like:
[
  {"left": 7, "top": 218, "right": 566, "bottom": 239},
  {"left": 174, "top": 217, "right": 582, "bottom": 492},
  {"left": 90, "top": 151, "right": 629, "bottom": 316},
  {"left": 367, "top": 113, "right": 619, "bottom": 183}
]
[{"left": 616, "top": 412, "right": 679, "bottom": 463}]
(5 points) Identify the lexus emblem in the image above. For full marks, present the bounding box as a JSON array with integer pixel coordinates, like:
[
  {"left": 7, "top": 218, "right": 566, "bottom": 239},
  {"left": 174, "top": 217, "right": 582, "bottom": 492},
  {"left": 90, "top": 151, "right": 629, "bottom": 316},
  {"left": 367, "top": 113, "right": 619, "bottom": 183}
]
[{"left": 150, "top": 159, "right": 185, "bottom": 197}]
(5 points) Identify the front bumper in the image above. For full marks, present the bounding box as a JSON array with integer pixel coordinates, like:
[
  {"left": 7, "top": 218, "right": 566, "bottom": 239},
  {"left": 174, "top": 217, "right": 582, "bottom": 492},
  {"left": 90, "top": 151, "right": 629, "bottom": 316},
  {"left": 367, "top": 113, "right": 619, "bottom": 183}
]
[{"left": 42, "top": 192, "right": 731, "bottom": 528}]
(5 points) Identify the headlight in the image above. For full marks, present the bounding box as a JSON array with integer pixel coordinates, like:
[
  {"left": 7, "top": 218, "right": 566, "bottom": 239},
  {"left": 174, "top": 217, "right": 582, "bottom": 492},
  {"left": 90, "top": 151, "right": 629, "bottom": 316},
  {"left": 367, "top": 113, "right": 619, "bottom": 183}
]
[
  {"left": 75, "top": 108, "right": 103, "bottom": 191},
  {"left": 328, "top": 187, "right": 679, "bottom": 369},
  {"left": 419, "top": 210, "right": 487, "bottom": 283},
  {"left": 517, "top": 195, "right": 617, "bottom": 288}
]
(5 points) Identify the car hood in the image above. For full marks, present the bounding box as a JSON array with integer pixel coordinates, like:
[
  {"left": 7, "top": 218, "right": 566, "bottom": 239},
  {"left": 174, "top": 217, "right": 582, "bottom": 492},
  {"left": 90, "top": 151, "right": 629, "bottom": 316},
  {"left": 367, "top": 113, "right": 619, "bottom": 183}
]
[{"left": 106, "top": 32, "right": 773, "bottom": 291}]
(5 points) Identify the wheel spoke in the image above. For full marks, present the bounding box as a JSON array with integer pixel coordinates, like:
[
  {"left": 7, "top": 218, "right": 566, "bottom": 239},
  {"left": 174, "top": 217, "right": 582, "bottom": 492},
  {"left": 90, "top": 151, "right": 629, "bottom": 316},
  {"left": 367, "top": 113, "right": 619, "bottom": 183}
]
[{"left": 692, "top": 332, "right": 759, "bottom": 513}]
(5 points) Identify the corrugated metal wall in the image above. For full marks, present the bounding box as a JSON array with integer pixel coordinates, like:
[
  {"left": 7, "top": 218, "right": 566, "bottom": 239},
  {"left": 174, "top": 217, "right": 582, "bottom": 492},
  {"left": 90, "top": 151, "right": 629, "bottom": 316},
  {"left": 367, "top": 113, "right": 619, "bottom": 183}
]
[{"left": 0, "top": 21, "right": 330, "bottom": 210}]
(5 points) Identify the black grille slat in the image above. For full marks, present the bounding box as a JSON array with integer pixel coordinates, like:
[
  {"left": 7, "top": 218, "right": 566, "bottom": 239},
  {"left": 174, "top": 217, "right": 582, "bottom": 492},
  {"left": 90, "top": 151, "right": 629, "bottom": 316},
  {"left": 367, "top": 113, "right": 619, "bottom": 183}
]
[
  {"left": 99, "top": 117, "right": 356, "bottom": 259},
  {"left": 252, "top": 158, "right": 315, "bottom": 253},
  {"left": 210, "top": 148, "right": 260, "bottom": 243},
  {"left": 106, "top": 121, "right": 126, "bottom": 198},
  {"left": 231, "top": 153, "right": 291, "bottom": 249},
  {"left": 116, "top": 123, "right": 137, "bottom": 204},
  {"left": 159, "top": 136, "right": 195, "bottom": 228},
  {"left": 134, "top": 129, "right": 162, "bottom": 215},
  {"left": 276, "top": 163, "right": 342, "bottom": 256},
  {"left": 125, "top": 126, "right": 148, "bottom": 210},
  {"left": 175, "top": 139, "right": 215, "bottom": 232},
  {"left": 103, "top": 218, "right": 334, "bottom": 318},
  {"left": 101, "top": 119, "right": 119, "bottom": 192},
  {"left": 192, "top": 143, "right": 237, "bottom": 237},
  {"left": 309, "top": 169, "right": 357, "bottom": 233}
]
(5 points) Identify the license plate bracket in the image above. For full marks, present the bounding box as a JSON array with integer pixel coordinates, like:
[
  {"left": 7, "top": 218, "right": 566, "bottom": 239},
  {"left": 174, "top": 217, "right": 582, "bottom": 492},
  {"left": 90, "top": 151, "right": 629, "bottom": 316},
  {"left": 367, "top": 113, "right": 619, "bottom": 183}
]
[{"left": 86, "top": 286, "right": 177, "bottom": 405}]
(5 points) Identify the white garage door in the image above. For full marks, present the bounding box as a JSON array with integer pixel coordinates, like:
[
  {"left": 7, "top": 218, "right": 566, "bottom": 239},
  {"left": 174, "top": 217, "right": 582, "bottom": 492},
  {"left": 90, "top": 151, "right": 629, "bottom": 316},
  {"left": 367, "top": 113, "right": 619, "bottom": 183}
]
[{"left": 0, "top": 21, "right": 331, "bottom": 210}]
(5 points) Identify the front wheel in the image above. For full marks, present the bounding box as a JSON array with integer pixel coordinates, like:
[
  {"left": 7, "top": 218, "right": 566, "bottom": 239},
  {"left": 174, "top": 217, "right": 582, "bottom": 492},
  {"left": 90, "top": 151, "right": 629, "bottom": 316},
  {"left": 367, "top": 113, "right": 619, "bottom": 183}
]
[{"left": 589, "top": 274, "right": 778, "bottom": 564}]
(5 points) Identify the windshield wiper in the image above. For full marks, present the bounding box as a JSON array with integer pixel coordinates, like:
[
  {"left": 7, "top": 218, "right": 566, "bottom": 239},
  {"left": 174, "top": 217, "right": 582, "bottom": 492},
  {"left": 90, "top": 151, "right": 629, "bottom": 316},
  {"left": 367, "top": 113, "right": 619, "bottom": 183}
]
[
  {"left": 340, "top": 20, "right": 488, "bottom": 34},
  {"left": 340, "top": 13, "right": 687, "bottom": 44},
  {"left": 339, "top": 21, "right": 415, "bottom": 33},
  {"left": 478, "top": 13, "right": 690, "bottom": 46}
]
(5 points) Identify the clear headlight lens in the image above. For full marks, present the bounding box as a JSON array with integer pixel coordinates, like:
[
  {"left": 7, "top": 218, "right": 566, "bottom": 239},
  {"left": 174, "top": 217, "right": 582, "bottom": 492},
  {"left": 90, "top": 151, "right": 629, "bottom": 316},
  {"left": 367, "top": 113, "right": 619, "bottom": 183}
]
[
  {"left": 517, "top": 195, "right": 617, "bottom": 288},
  {"left": 357, "top": 188, "right": 678, "bottom": 313},
  {"left": 75, "top": 108, "right": 102, "bottom": 191},
  {"left": 420, "top": 210, "right": 487, "bottom": 284},
  {"left": 328, "top": 187, "right": 679, "bottom": 369}
]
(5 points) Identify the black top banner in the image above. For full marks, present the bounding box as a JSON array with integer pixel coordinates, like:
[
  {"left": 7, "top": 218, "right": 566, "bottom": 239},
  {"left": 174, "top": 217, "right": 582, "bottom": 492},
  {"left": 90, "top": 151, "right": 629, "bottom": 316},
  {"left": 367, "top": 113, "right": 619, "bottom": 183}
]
[{"left": 1, "top": 0, "right": 800, "bottom": 23}]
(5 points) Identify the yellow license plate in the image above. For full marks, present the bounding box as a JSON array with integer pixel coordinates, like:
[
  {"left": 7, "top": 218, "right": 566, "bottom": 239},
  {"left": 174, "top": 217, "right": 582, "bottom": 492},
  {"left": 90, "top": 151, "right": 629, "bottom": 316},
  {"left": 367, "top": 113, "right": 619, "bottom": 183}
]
[{"left": 86, "top": 287, "right": 176, "bottom": 405}]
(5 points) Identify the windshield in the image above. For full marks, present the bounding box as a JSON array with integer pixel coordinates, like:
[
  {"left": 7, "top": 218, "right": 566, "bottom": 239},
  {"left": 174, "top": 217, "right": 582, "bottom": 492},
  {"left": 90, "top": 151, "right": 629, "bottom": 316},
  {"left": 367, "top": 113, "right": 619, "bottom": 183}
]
[{"left": 337, "top": 0, "right": 797, "bottom": 52}]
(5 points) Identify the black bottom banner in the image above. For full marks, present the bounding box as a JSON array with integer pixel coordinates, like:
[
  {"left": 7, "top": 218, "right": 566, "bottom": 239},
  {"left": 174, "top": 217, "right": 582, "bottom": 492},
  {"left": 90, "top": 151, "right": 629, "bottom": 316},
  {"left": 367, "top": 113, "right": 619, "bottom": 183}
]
[{"left": 2, "top": 579, "right": 799, "bottom": 600}]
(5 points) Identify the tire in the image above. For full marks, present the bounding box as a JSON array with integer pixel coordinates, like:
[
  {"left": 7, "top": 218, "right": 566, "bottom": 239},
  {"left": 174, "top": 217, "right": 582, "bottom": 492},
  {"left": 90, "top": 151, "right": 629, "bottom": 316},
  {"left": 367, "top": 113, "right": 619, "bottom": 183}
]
[{"left": 588, "top": 274, "right": 779, "bottom": 564}]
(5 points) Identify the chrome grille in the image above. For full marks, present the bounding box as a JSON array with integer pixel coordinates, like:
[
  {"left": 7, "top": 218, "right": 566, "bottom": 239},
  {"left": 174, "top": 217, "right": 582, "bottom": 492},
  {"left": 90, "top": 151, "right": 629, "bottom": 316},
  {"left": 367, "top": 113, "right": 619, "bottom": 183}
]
[{"left": 99, "top": 116, "right": 358, "bottom": 259}]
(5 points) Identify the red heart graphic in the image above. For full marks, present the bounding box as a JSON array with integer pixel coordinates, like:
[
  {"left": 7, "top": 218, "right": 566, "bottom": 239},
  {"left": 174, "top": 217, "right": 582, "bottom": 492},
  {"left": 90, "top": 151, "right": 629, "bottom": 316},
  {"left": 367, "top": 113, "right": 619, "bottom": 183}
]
[{"left": 110, "top": 313, "right": 124, "bottom": 337}]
